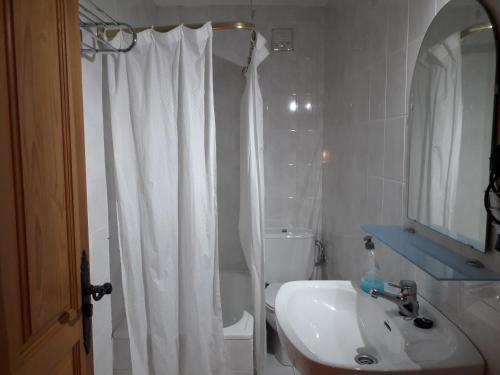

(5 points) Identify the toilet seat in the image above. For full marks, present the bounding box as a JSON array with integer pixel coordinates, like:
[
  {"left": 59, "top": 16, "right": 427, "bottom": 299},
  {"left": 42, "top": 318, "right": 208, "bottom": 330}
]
[
  {"left": 265, "top": 283, "right": 282, "bottom": 332},
  {"left": 264, "top": 282, "right": 292, "bottom": 367},
  {"left": 265, "top": 283, "right": 283, "bottom": 312}
]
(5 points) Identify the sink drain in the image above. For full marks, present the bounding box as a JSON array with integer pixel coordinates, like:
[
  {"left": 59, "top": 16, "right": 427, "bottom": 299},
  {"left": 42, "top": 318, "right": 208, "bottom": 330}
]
[{"left": 354, "top": 353, "right": 378, "bottom": 365}]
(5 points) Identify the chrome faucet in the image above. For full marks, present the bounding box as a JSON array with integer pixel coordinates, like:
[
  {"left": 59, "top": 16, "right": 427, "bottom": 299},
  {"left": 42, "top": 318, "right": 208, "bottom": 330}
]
[{"left": 370, "top": 280, "right": 419, "bottom": 318}]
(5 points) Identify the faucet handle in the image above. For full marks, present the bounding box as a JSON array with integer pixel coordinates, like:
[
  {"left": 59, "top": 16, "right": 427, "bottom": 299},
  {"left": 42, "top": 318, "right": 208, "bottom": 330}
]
[
  {"left": 388, "top": 280, "right": 417, "bottom": 294},
  {"left": 388, "top": 282, "right": 402, "bottom": 289},
  {"left": 399, "top": 280, "right": 417, "bottom": 288}
]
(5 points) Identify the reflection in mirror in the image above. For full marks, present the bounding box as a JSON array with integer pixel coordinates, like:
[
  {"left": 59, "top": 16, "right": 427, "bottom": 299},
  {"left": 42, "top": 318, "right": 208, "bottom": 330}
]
[{"left": 408, "top": 0, "right": 496, "bottom": 252}]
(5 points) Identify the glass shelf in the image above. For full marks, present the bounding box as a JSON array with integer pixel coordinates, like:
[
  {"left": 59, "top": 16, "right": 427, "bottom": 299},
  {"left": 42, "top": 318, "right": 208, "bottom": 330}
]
[{"left": 361, "top": 225, "right": 500, "bottom": 281}]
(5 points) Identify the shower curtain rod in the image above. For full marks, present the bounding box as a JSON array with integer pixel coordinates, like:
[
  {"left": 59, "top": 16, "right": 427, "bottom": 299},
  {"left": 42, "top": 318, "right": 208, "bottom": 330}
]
[{"left": 102, "top": 21, "right": 257, "bottom": 73}]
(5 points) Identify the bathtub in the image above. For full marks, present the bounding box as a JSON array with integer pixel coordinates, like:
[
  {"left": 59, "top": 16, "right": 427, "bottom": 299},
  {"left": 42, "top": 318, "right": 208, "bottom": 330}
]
[
  {"left": 220, "top": 269, "right": 254, "bottom": 375},
  {"left": 112, "top": 269, "right": 254, "bottom": 375}
]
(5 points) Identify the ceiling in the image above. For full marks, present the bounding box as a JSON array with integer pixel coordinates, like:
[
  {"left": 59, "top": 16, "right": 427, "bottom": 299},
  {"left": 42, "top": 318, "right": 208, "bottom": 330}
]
[{"left": 152, "top": 0, "right": 327, "bottom": 7}]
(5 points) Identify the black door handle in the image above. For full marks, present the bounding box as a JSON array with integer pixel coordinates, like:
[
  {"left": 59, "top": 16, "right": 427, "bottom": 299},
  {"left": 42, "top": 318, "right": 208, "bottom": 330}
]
[
  {"left": 81, "top": 251, "right": 113, "bottom": 353},
  {"left": 87, "top": 282, "right": 112, "bottom": 301}
]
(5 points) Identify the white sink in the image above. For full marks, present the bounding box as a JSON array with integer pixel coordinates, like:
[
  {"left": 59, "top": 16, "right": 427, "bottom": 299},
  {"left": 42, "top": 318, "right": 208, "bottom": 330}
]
[{"left": 275, "top": 280, "right": 484, "bottom": 375}]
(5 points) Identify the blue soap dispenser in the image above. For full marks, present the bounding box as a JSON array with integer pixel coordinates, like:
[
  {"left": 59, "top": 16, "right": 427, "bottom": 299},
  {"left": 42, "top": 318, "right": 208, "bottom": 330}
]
[{"left": 360, "top": 235, "right": 384, "bottom": 294}]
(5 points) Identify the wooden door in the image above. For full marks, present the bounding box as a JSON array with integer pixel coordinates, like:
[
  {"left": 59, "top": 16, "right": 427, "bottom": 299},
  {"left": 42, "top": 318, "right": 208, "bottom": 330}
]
[{"left": 0, "top": 0, "right": 92, "bottom": 374}]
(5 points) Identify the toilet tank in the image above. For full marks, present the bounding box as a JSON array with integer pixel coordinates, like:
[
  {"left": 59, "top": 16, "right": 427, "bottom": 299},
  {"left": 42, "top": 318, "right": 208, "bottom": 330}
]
[{"left": 264, "top": 228, "right": 316, "bottom": 284}]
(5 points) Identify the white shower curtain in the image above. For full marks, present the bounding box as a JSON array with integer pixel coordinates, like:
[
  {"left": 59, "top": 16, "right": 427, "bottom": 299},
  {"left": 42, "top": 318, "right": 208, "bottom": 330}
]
[
  {"left": 239, "top": 33, "right": 269, "bottom": 375},
  {"left": 409, "top": 32, "right": 463, "bottom": 230},
  {"left": 106, "top": 24, "right": 225, "bottom": 375}
]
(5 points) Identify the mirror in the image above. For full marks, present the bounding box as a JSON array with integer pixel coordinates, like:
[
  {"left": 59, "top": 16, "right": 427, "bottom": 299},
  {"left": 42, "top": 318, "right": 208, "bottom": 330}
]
[{"left": 408, "top": 0, "right": 496, "bottom": 252}]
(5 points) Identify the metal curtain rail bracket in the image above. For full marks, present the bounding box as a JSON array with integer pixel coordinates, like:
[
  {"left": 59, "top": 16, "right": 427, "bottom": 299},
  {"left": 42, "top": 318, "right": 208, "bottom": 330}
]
[{"left": 79, "top": 0, "right": 137, "bottom": 55}]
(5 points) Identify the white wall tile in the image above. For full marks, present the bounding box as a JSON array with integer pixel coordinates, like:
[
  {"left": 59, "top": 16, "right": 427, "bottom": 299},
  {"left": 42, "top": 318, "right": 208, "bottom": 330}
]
[
  {"left": 256, "top": 6, "right": 325, "bottom": 231},
  {"left": 89, "top": 229, "right": 110, "bottom": 283},
  {"left": 86, "top": 177, "right": 109, "bottom": 235},
  {"left": 387, "top": 0, "right": 409, "bottom": 54},
  {"left": 408, "top": 0, "right": 436, "bottom": 42},
  {"left": 369, "top": 60, "right": 387, "bottom": 121},
  {"left": 366, "top": 120, "right": 385, "bottom": 178},
  {"left": 386, "top": 47, "right": 407, "bottom": 117},
  {"left": 368, "top": 0, "right": 388, "bottom": 63},
  {"left": 83, "top": 122, "right": 106, "bottom": 185},
  {"left": 366, "top": 176, "right": 383, "bottom": 224},
  {"left": 383, "top": 116, "right": 405, "bottom": 182},
  {"left": 352, "top": 69, "right": 371, "bottom": 124},
  {"left": 382, "top": 179, "right": 404, "bottom": 225},
  {"left": 82, "top": 57, "right": 104, "bottom": 127}
]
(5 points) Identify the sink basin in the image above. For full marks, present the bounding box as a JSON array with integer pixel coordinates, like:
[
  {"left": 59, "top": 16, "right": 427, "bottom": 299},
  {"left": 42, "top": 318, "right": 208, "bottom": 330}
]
[{"left": 275, "top": 280, "right": 484, "bottom": 375}]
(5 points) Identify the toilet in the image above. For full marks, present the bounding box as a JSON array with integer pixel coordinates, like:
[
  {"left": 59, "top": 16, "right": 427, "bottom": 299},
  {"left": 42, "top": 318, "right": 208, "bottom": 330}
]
[{"left": 264, "top": 228, "right": 315, "bottom": 366}]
